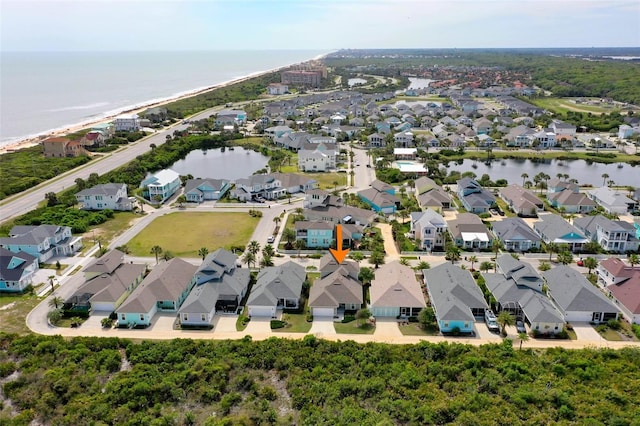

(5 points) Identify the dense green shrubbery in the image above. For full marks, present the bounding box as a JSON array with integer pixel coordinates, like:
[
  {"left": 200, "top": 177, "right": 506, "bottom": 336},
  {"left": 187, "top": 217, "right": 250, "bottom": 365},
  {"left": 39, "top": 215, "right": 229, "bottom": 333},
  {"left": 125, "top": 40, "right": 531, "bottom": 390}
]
[
  {"left": 1, "top": 334, "right": 640, "bottom": 425},
  {"left": 270, "top": 320, "right": 286, "bottom": 329},
  {"left": 0, "top": 146, "right": 91, "bottom": 200}
]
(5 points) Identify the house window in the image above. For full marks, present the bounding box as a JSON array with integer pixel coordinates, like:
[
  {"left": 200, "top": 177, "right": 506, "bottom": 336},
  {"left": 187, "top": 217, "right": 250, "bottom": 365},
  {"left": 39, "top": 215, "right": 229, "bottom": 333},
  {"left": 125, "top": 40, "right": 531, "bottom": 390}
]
[
  {"left": 140, "top": 314, "right": 144, "bottom": 321},
  {"left": 183, "top": 314, "right": 188, "bottom": 321},
  {"left": 201, "top": 314, "right": 206, "bottom": 322},
  {"left": 444, "top": 323, "right": 449, "bottom": 328},
  {"left": 121, "top": 314, "right": 126, "bottom": 321}
]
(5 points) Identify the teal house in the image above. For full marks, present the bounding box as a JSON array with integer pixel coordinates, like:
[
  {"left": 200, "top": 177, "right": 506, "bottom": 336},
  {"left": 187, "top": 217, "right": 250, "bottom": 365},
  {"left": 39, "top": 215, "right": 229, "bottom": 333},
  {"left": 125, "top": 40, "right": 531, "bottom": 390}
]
[
  {"left": 358, "top": 180, "right": 400, "bottom": 214},
  {"left": 184, "top": 178, "right": 231, "bottom": 202},
  {"left": 116, "top": 258, "right": 197, "bottom": 328},
  {"left": 295, "top": 221, "right": 334, "bottom": 248},
  {"left": 423, "top": 263, "right": 488, "bottom": 334}
]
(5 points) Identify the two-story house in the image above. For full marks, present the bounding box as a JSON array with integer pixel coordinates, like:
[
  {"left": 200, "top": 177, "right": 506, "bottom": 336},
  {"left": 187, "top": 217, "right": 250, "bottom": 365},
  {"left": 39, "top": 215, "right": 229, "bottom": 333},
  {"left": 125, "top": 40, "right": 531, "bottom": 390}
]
[
  {"left": 76, "top": 183, "right": 132, "bottom": 211},
  {"left": 231, "top": 174, "right": 285, "bottom": 201},
  {"left": 0, "top": 247, "right": 39, "bottom": 293},
  {"left": 574, "top": 215, "right": 639, "bottom": 253},
  {"left": 184, "top": 179, "right": 231, "bottom": 202},
  {"left": 456, "top": 177, "right": 496, "bottom": 214},
  {"left": 140, "top": 169, "right": 181, "bottom": 203},
  {"left": 0, "top": 225, "right": 82, "bottom": 263},
  {"left": 410, "top": 209, "right": 447, "bottom": 251}
]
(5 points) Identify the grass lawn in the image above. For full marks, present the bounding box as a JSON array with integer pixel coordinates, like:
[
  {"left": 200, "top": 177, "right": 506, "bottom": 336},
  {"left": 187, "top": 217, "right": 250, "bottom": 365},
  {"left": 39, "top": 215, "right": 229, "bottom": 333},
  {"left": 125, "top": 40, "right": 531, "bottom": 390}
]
[
  {"left": 127, "top": 212, "right": 259, "bottom": 257},
  {"left": 334, "top": 320, "right": 375, "bottom": 334},
  {"left": 274, "top": 313, "right": 312, "bottom": 333},
  {"left": 399, "top": 323, "right": 439, "bottom": 336},
  {"left": 0, "top": 294, "right": 42, "bottom": 334},
  {"left": 527, "top": 97, "right": 620, "bottom": 115},
  {"left": 566, "top": 329, "right": 578, "bottom": 340},
  {"left": 305, "top": 172, "right": 348, "bottom": 190},
  {"left": 598, "top": 327, "right": 623, "bottom": 341},
  {"left": 495, "top": 199, "right": 516, "bottom": 218},
  {"left": 87, "top": 211, "right": 139, "bottom": 243}
]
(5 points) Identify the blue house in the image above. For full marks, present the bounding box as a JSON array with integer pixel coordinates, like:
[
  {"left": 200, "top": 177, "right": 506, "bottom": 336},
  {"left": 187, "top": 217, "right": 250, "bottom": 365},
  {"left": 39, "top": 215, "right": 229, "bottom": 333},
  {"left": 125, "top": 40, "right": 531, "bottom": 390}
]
[
  {"left": 0, "top": 247, "right": 39, "bottom": 293},
  {"left": 375, "top": 122, "right": 391, "bottom": 134},
  {"left": 0, "top": 225, "right": 82, "bottom": 263},
  {"left": 358, "top": 180, "right": 400, "bottom": 214},
  {"left": 141, "top": 169, "right": 181, "bottom": 203},
  {"left": 456, "top": 177, "right": 496, "bottom": 214},
  {"left": 184, "top": 178, "right": 231, "bottom": 202},
  {"left": 295, "top": 221, "right": 334, "bottom": 248},
  {"left": 423, "top": 263, "right": 488, "bottom": 334}
]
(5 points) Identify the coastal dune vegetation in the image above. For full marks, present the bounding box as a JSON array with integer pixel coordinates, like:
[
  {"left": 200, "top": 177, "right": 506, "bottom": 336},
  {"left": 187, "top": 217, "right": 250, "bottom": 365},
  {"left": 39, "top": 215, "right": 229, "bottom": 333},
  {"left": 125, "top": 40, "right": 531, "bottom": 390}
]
[{"left": 1, "top": 333, "right": 639, "bottom": 425}]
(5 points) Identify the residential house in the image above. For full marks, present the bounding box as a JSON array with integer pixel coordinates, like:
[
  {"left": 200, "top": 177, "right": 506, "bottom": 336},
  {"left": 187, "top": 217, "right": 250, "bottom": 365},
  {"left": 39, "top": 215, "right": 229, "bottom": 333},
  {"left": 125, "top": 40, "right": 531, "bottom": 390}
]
[
  {"left": 448, "top": 213, "right": 493, "bottom": 250},
  {"left": 533, "top": 214, "right": 589, "bottom": 252},
  {"left": 42, "top": 137, "right": 84, "bottom": 158},
  {"left": 295, "top": 221, "right": 334, "bottom": 249},
  {"left": 267, "top": 83, "right": 288, "bottom": 95},
  {"left": 116, "top": 258, "right": 198, "bottom": 328},
  {"left": 265, "top": 125, "right": 294, "bottom": 139},
  {"left": 598, "top": 258, "right": 640, "bottom": 324},
  {"left": 215, "top": 109, "right": 247, "bottom": 126},
  {"left": 587, "top": 187, "right": 637, "bottom": 215},
  {"left": 81, "top": 131, "right": 105, "bottom": 147},
  {"left": 0, "top": 225, "right": 82, "bottom": 263},
  {"left": 547, "top": 178, "right": 579, "bottom": 194},
  {"left": 309, "top": 264, "right": 363, "bottom": 318},
  {"left": 492, "top": 217, "right": 542, "bottom": 252},
  {"left": 414, "top": 176, "right": 451, "bottom": 212},
  {"left": 231, "top": 174, "right": 285, "bottom": 201},
  {"left": 184, "top": 179, "right": 231, "bottom": 202},
  {"left": 393, "top": 148, "right": 417, "bottom": 160},
  {"left": 484, "top": 255, "right": 565, "bottom": 334},
  {"left": 298, "top": 147, "right": 337, "bottom": 171},
  {"left": 550, "top": 120, "right": 576, "bottom": 137},
  {"left": 547, "top": 190, "right": 597, "bottom": 214},
  {"left": 456, "top": 177, "right": 496, "bottom": 214},
  {"left": 142, "top": 107, "right": 168, "bottom": 123},
  {"left": 0, "top": 247, "right": 38, "bottom": 293},
  {"left": 500, "top": 184, "right": 544, "bottom": 217},
  {"left": 423, "top": 263, "right": 488, "bottom": 334},
  {"left": 574, "top": 215, "right": 640, "bottom": 253},
  {"left": 66, "top": 250, "right": 145, "bottom": 312},
  {"left": 358, "top": 180, "right": 400, "bottom": 214},
  {"left": 140, "top": 169, "right": 181, "bottom": 203},
  {"left": 370, "top": 261, "right": 426, "bottom": 318},
  {"left": 543, "top": 266, "right": 619, "bottom": 323},
  {"left": 91, "top": 122, "right": 115, "bottom": 138},
  {"left": 394, "top": 131, "right": 414, "bottom": 147},
  {"left": 367, "top": 133, "right": 385, "bottom": 148},
  {"left": 76, "top": 183, "right": 132, "bottom": 211},
  {"left": 319, "top": 254, "right": 360, "bottom": 280},
  {"left": 410, "top": 209, "right": 447, "bottom": 251},
  {"left": 178, "top": 249, "right": 250, "bottom": 327},
  {"left": 247, "top": 261, "right": 306, "bottom": 317},
  {"left": 270, "top": 173, "right": 318, "bottom": 194},
  {"left": 305, "top": 204, "right": 377, "bottom": 226},
  {"left": 114, "top": 114, "right": 140, "bottom": 132},
  {"left": 473, "top": 117, "right": 493, "bottom": 135},
  {"left": 303, "top": 189, "right": 343, "bottom": 209}
]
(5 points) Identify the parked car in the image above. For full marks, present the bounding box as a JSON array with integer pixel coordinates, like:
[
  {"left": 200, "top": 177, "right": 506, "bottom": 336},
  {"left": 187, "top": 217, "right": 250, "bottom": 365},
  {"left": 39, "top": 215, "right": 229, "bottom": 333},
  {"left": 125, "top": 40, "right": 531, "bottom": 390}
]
[
  {"left": 484, "top": 310, "right": 500, "bottom": 333},
  {"left": 267, "top": 236, "right": 275, "bottom": 244},
  {"left": 576, "top": 259, "right": 584, "bottom": 267},
  {"left": 516, "top": 320, "right": 526, "bottom": 334},
  {"left": 489, "top": 209, "right": 498, "bottom": 215}
]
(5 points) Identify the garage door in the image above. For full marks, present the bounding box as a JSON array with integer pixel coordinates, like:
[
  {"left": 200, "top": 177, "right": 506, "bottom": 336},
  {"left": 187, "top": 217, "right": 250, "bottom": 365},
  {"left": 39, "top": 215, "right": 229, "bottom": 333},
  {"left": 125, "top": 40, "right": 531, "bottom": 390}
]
[
  {"left": 313, "top": 307, "right": 335, "bottom": 318},
  {"left": 249, "top": 305, "right": 275, "bottom": 318},
  {"left": 91, "top": 302, "right": 115, "bottom": 312}
]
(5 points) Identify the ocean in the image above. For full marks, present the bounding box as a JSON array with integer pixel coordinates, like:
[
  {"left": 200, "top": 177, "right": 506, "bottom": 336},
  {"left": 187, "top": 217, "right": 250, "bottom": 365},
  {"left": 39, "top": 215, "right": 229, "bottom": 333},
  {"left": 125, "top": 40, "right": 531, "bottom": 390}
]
[{"left": 0, "top": 50, "right": 327, "bottom": 147}]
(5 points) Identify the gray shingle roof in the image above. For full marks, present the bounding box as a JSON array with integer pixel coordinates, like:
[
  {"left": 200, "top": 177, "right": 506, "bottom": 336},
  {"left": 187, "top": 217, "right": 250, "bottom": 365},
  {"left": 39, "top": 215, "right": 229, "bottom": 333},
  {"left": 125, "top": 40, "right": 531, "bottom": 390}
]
[
  {"left": 248, "top": 261, "right": 306, "bottom": 306},
  {"left": 83, "top": 249, "right": 125, "bottom": 275},
  {"left": 543, "top": 266, "right": 619, "bottom": 314},
  {"left": 493, "top": 218, "right": 540, "bottom": 244},
  {"left": 0, "top": 247, "right": 37, "bottom": 282},
  {"left": 370, "top": 261, "right": 426, "bottom": 309},
  {"left": 76, "top": 183, "right": 126, "bottom": 198},
  {"left": 309, "top": 268, "right": 363, "bottom": 308},
  {"left": 423, "top": 263, "right": 487, "bottom": 322}
]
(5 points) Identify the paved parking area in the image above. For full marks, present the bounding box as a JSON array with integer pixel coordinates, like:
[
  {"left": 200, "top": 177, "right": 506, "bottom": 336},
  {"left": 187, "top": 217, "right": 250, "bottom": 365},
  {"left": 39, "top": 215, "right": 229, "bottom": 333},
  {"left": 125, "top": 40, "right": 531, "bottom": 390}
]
[
  {"left": 148, "top": 313, "right": 178, "bottom": 331},
  {"left": 243, "top": 318, "right": 272, "bottom": 336},
  {"left": 572, "top": 322, "right": 604, "bottom": 342},
  {"left": 309, "top": 318, "right": 336, "bottom": 336}
]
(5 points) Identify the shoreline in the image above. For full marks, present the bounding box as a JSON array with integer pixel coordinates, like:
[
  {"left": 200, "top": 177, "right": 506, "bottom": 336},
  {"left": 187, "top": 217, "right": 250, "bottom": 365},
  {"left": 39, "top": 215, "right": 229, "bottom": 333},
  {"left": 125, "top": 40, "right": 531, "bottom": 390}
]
[{"left": 0, "top": 51, "right": 332, "bottom": 155}]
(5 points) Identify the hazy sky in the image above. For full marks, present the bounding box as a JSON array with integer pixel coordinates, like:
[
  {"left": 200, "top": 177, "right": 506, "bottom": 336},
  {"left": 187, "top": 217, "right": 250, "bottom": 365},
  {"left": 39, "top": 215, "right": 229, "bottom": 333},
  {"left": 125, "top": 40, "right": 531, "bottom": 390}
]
[{"left": 2, "top": 0, "right": 639, "bottom": 51}]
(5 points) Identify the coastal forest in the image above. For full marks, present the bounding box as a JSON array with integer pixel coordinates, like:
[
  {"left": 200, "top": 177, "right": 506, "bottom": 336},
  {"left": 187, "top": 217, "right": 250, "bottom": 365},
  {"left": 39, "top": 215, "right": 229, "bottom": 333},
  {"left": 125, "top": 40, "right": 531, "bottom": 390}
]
[{"left": 1, "top": 333, "right": 639, "bottom": 425}]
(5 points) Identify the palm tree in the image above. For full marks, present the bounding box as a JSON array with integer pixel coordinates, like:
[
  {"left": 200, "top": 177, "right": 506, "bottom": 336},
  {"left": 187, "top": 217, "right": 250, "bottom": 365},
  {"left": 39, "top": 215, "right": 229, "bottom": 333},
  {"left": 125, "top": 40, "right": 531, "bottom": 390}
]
[
  {"left": 48, "top": 275, "right": 56, "bottom": 294},
  {"left": 262, "top": 244, "right": 275, "bottom": 259},
  {"left": 260, "top": 254, "right": 274, "bottom": 268},
  {"left": 521, "top": 173, "right": 528, "bottom": 187},
  {"left": 369, "top": 250, "right": 385, "bottom": 269},
  {"left": 414, "top": 261, "right": 430, "bottom": 271},
  {"left": 445, "top": 246, "right": 461, "bottom": 264},
  {"left": 150, "top": 245, "right": 163, "bottom": 264},
  {"left": 397, "top": 209, "right": 409, "bottom": 224},
  {"left": 629, "top": 254, "right": 640, "bottom": 267},
  {"left": 557, "top": 251, "right": 573, "bottom": 265},
  {"left": 49, "top": 296, "right": 64, "bottom": 310},
  {"left": 399, "top": 257, "right": 410, "bottom": 266},
  {"left": 198, "top": 247, "right": 209, "bottom": 260},
  {"left": 350, "top": 251, "right": 364, "bottom": 264},
  {"left": 601, "top": 173, "right": 609, "bottom": 187},
  {"left": 546, "top": 242, "right": 558, "bottom": 262},
  {"left": 247, "top": 240, "right": 260, "bottom": 257},
  {"left": 518, "top": 332, "right": 529, "bottom": 350},
  {"left": 282, "top": 228, "right": 297, "bottom": 249},
  {"left": 294, "top": 238, "right": 306, "bottom": 258},
  {"left": 583, "top": 257, "right": 597, "bottom": 274},
  {"left": 492, "top": 240, "right": 503, "bottom": 272},
  {"left": 152, "top": 194, "right": 163, "bottom": 207},
  {"left": 538, "top": 261, "right": 551, "bottom": 271},
  {"left": 273, "top": 216, "right": 281, "bottom": 230},
  {"left": 176, "top": 194, "right": 187, "bottom": 207},
  {"left": 479, "top": 261, "right": 493, "bottom": 273},
  {"left": 242, "top": 251, "right": 255, "bottom": 269},
  {"left": 468, "top": 255, "right": 478, "bottom": 271},
  {"left": 358, "top": 267, "right": 375, "bottom": 287},
  {"left": 497, "top": 311, "right": 515, "bottom": 337}
]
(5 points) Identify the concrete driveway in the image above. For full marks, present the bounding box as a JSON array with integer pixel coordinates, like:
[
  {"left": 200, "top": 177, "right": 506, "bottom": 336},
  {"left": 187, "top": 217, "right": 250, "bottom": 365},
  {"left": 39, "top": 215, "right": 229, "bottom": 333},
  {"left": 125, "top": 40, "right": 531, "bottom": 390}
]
[
  {"left": 474, "top": 321, "right": 502, "bottom": 340},
  {"left": 213, "top": 315, "right": 238, "bottom": 333},
  {"left": 148, "top": 313, "right": 178, "bottom": 331},
  {"left": 374, "top": 318, "right": 402, "bottom": 339},
  {"left": 309, "top": 318, "right": 336, "bottom": 337},
  {"left": 572, "top": 322, "right": 604, "bottom": 342},
  {"left": 243, "top": 318, "right": 272, "bottom": 336}
]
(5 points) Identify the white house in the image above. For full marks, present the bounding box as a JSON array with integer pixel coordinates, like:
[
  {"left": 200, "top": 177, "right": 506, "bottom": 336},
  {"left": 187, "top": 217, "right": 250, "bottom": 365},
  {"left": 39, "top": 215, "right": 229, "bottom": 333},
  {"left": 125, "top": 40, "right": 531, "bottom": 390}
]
[
  {"left": 114, "top": 114, "right": 140, "bottom": 132},
  {"left": 75, "top": 183, "right": 132, "bottom": 211},
  {"left": 267, "top": 83, "right": 288, "bottom": 95},
  {"left": 410, "top": 209, "right": 447, "bottom": 251},
  {"left": 298, "top": 148, "right": 337, "bottom": 172},
  {"left": 587, "top": 187, "right": 637, "bottom": 215}
]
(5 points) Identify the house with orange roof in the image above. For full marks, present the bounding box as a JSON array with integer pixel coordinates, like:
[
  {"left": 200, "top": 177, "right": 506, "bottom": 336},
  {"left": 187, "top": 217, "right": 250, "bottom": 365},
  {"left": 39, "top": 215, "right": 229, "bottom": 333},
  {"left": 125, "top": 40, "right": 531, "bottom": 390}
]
[{"left": 42, "top": 137, "right": 85, "bottom": 158}]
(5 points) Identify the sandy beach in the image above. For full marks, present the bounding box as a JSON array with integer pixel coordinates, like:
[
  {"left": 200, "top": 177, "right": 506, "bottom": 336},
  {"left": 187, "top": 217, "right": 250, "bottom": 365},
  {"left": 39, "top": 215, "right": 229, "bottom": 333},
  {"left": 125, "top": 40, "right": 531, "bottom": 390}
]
[{"left": 0, "top": 54, "right": 329, "bottom": 156}]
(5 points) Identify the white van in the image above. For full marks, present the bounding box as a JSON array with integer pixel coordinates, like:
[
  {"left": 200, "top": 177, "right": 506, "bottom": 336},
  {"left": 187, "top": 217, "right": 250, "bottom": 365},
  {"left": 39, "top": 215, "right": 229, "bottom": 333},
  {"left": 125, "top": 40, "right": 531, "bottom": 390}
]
[{"left": 485, "top": 310, "right": 500, "bottom": 333}]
